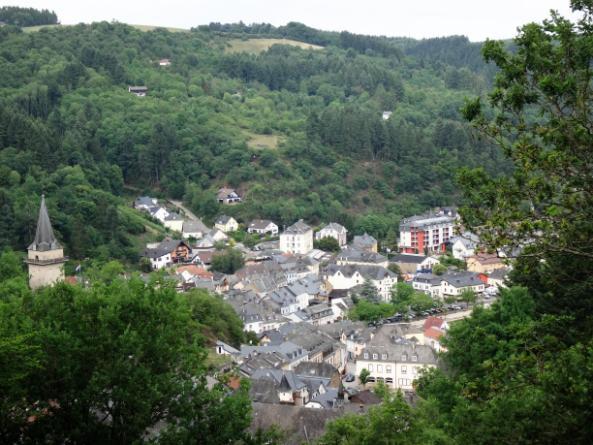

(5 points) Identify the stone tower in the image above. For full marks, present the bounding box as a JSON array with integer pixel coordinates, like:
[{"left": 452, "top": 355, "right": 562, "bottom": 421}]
[{"left": 26, "top": 195, "right": 67, "bottom": 290}]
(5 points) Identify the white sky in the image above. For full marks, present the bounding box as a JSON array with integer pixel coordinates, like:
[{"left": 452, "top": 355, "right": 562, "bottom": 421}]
[{"left": 0, "top": 0, "right": 578, "bottom": 41}]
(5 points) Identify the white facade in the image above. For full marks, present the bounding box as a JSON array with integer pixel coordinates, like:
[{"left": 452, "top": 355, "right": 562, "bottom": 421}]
[
  {"left": 247, "top": 220, "right": 279, "bottom": 236},
  {"left": 151, "top": 207, "right": 169, "bottom": 223},
  {"left": 163, "top": 218, "right": 184, "bottom": 232},
  {"left": 452, "top": 239, "right": 475, "bottom": 260},
  {"left": 325, "top": 268, "right": 397, "bottom": 302},
  {"left": 315, "top": 223, "right": 348, "bottom": 247},
  {"left": 355, "top": 350, "right": 436, "bottom": 391},
  {"left": 280, "top": 221, "right": 313, "bottom": 255},
  {"left": 150, "top": 253, "right": 172, "bottom": 270},
  {"left": 215, "top": 217, "right": 239, "bottom": 233}
]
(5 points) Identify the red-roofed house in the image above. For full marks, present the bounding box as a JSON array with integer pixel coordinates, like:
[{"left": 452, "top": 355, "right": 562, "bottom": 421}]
[
  {"left": 423, "top": 316, "right": 448, "bottom": 352},
  {"left": 176, "top": 265, "right": 214, "bottom": 282}
]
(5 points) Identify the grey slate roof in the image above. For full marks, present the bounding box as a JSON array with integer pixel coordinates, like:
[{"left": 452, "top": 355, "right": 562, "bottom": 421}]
[
  {"left": 284, "top": 219, "right": 311, "bottom": 234},
  {"left": 441, "top": 271, "right": 483, "bottom": 288},
  {"left": 165, "top": 212, "right": 183, "bottom": 221},
  {"left": 352, "top": 233, "right": 377, "bottom": 248},
  {"left": 391, "top": 253, "right": 429, "bottom": 264},
  {"left": 337, "top": 248, "right": 387, "bottom": 264},
  {"left": 182, "top": 218, "right": 209, "bottom": 233},
  {"left": 29, "top": 195, "right": 62, "bottom": 252},
  {"left": 248, "top": 219, "right": 276, "bottom": 230},
  {"left": 144, "top": 239, "right": 189, "bottom": 259},
  {"left": 134, "top": 196, "right": 156, "bottom": 207},
  {"left": 320, "top": 222, "right": 347, "bottom": 233},
  {"left": 324, "top": 264, "right": 395, "bottom": 281},
  {"left": 216, "top": 215, "right": 234, "bottom": 225}
]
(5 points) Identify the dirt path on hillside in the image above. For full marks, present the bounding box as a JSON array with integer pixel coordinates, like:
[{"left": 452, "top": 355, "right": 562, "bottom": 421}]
[{"left": 169, "top": 200, "right": 199, "bottom": 221}]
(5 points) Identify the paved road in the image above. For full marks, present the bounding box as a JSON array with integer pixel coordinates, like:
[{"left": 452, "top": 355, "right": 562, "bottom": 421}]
[{"left": 169, "top": 200, "right": 199, "bottom": 221}]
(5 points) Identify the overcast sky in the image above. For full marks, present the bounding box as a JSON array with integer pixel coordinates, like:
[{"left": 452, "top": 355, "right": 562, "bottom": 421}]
[{"left": 1, "top": 0, "right": 578, "bottom": 41}]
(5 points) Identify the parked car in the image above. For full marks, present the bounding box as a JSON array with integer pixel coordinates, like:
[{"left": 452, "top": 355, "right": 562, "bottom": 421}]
[{"left": 343, "top": 373, "right": 355, "bottom": 382}]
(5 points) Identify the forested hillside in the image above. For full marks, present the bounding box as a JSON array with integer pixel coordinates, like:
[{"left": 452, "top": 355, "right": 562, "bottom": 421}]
[{"left": 0, "top": 14, "right": 508, "bottom": 262}]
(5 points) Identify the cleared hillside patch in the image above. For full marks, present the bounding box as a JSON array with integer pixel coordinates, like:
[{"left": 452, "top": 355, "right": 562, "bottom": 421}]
[
  {"left": 225, "top": 38, "right": 323, "bottom": 54},
  {"left": 245, "top": 132, "right": 282, "bottom": 150}
]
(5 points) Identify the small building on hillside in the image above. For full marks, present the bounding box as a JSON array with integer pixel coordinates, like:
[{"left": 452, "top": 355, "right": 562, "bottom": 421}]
[
  {"left": 217, "top": 187, "right": 242, "bottom": 204},
  {"left": 128, "top": 86, "right": 148, "bottom": 97},
  {"left": 248, "top": 219, "right": 279, "bottom": 236},
  {"left": 182, "top": 219, "right": 209, "bottom": 240},
  {"left": 163, "top": 212, "right": 184, "bottom": 232},
  {"left": 134, "top": 196, "right": 158, "bottom": 211},
  {"left": 158, "top": 58, "right": 171, "bottom": 66},
  {"left": 143, "top": 239, "right": 192, "bottom": 270},
  {"left": 391, "top": 253, "right": 439, "bottom": 275},
  {"left": 214, "top": 215, "right": 239, "bottom": 233},
  {"left": 316, "top": 223, "right": 348, "bottom": 247}
]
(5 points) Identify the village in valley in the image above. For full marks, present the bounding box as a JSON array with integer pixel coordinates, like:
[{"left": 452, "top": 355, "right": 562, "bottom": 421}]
[{"left": 25, "top": 184, "right": 511, "bottom": 442}]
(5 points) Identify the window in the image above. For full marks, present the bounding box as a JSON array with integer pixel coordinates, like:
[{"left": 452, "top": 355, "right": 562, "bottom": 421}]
[
  {"left": 373, "top": 353, "right": 378, "bottom": 360},
  {"left": 401, "top": 354, "right": 407, "bottom": 362},
  {"left": 364, "top": 353, "right": 369, "bottom": 359},
  {"left": 368, "top": 364, "right": 373, "bottom": 372},
  {"left": 377, "top": 365, "right": 383, "bottom": 373},
  {"left": 401, "top": 365, "right": 407, "bottom": 374},
  {"left": 386, "top": 377, "right": 393, "bottom": 384},
  {"left": 381, "top": 353, "right": 387, "bottom": 360},
  {"left": 386, "top": 366, "right": 392, "bottom": 373},
  {"left": 412, "top": 355, "right": 418, "bottom": 362}
]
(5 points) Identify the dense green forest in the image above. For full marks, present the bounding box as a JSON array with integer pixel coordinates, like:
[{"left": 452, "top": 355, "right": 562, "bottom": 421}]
[
  {"left": 0, "top": 9, "right": 508, "bottom": 262},
  {"left": 0, "top": 6, "right": 57, "bottom": 27}
]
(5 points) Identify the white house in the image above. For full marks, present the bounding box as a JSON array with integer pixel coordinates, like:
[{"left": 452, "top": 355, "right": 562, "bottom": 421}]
[
  {"left": 316, "top": 223, "right": 348, "bottom": 247},
  {"left": 217, "top": 187, "right": 242, "bottom": 204},
  {"left": 182, "top": 219, "right": 209, "bottom": 240},
  {"left": 128, "top": 86, "right": 148, "bottom": 97},
  {"left": 323, "top": 264, "right": 397, "bottom": 302},
  {"left": 134, "top": 196, "right": 158, "bottom": 211},
  {"left": 214, "top": 215, "right": 239, "bottom": 233},
  {"left": 439, "top": 272, "right": 485, "bottom": 299},
  {"left": 355, "top": 340, "right": 437, "bottom": 390},
  {"left": 163, "top": 212, "right": 184, "bottom": 232},
  {"left": 159, "top": 58, "right": 171, "bottom": 67},
  {"left": 450, "top": 232, "right": 479, "bottom": 260},
  {"left": 280, "top": 220, "right": 313, "bottom": 255},
  {"left": 247, "top": 219, "right": 279, "bottom": 236},
  {"left": 382, "top": 111, "right": 393, "bottom": 120},
  {"left": 150, "top": 206, "right": 169, "bottom": 223}
]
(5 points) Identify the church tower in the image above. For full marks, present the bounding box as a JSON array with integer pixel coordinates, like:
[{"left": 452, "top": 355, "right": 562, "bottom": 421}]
[{"left": 26, "top": 195, "right": 67, "bottom": 290}]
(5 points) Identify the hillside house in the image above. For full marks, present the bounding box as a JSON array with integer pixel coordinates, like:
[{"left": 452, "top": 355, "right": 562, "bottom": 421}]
[
  {"left": 280, "top": 220, "right": 313, "bottom": 255},
  {"left": 182, "top": 218, "right": 209, "bottom": 239},
  {"left": 163, "top": 212, "right": 184, "bottom": 232},
  {"left": 134, "top": 196, "right": 157, "bottom": 211},
  {"left": 382, "top": 111, "right": 393, "bottom": 120},
  {"left": 423, "top": 316, "right": 448, "bottom": 352},
  {"left": 149, "top": 206, "right": 169, "bottom": 223},
  {"left": 217, "top": 187, "right": 242, "bottom": 204},
  {"left": 143, "top": 239, "right": 192, "bottom": 270},
  {"left": 248, "top": 219, "right": 279, "bottom": 236},
  {"left": 158, "top": 58, "right": 171, "bottom": 66},
  {"left": 315, "top": 223, "right": 348, "bottom": 247},
  {"left": 128, "top": 86, "right": 148, "bottom": 96},
  {"left": 214, "top": 215, "right": 239, "bottom": 233}
]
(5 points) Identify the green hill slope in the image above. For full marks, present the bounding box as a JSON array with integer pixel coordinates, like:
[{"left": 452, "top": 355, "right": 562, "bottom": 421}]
[{"left": 0, "top": 20, "right": 509, "bottom": 261}]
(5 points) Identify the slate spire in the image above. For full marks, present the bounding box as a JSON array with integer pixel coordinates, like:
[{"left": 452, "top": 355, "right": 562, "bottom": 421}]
[{"left": 28, "top": 194, "right": 61, "bottom": 252}]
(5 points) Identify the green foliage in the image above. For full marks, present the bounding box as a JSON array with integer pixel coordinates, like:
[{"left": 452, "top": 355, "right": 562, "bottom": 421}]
[
  {"left": 0, "top": 19, "right": 508, "bottom": 265},
  {"left": 358, "top": 368, "right": 371, "bottom": 386},
  {"left": 0, "top": 269, "right": 254, "bottom": 444},
  {"left": 391, "top": 282, "right": 436, "bottom": 312},
  {"left": 314, "top": 236, "right": 341, "bottom": 252},
  {"left": 210, "top": 248, "right": 245, "bottom": 274},
  {"left": 0, "top": 6, "right": 57, "bottom": 26},
  {"left": 349, "top": 299, "right": 395, "bottom": 322},
  {"left": 432, "top": 263, "right": 447, "bottom": 276}
]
